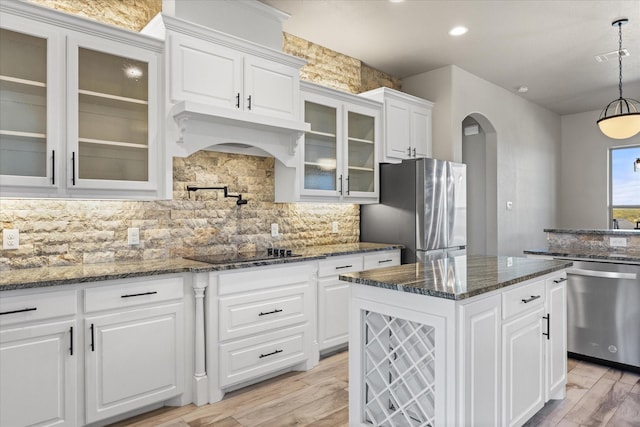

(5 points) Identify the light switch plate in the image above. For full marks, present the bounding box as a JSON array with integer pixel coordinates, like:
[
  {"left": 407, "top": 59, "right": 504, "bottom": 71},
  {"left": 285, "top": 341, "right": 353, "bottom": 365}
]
[
  {"left": 3, "top": 229, "right": 19, "bottom": 250},
  {"left": 128, "top": 227, "right": 140, "bottom": 245},
  {"left": 271, "top": 223, "right": 279, "bottom": 237},
  {"left": 332, "top": 221, "right": 339, "bottom": 233},
  {"left": 610, "top": 237, "right": 627, "bottom": 247}
]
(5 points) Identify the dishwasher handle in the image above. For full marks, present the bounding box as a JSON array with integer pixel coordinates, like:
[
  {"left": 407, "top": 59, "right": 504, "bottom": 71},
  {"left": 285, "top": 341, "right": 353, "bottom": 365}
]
[{"left": 567, "top": 268, "right": 636, "bottom": 280}]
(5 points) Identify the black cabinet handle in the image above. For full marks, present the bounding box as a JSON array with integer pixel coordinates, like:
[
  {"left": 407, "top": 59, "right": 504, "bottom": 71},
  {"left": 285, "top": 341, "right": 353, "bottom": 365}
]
[
  {"left": 412, "top": 147, "right": 417, "bottom": 157},
  {"left": 335, "top": 265, "right": 353, "bottom": 270},
  {"left": 236, "top": 93, "right": 240, "bottom": 108},
  {"left": 521, "top": 295, "right": 541, "bottom": 304},
  {"left": 259, "top": 349, "right": 283, "bottom": 359},
  {"left": 121, "top": 291, "right": 158, "bottom": 298},
  {"left": 51, "top": 150, "right": 55, "bottom": 185},
  {"left": 338, "top": 174, "right": 343, "bottom": 195},
  {"left": 90, "top": 323, "right": 95, "bottom": 352},
  {"left": 69, "top": 326, "right": 74, "bottom": 356},
  {"left": 346, "top": 175, "right": 350, "bottom": 195},
  {"left": 71, "top": 151, "right": 76, "bottom": 185},
  {"left": 378, "top": 259, "right": 393, "bottom": 264},
  {"left": 407, "top": 147, "right": 412, "bottom": 156},
  {"left": 247, "top": 95, "right": 252, "bottom": 110},
  {"left": 543, "top": 313, "right": 550, "bottom": 340},
  {"left": 553, "top": 277, "right": 567, "bottom": 284},
  {"left": 258, "top": 309, "right": 283, "bottom": 316},
  {"left": 0, "top": 307, "right": 37, "bottom": 316}
]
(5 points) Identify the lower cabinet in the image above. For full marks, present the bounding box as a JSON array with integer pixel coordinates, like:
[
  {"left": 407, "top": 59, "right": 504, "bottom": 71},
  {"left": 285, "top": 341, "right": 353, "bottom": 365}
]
[
  {"left": 317, "top": 250, "right": 400, "bottom": 353},
  {"left": 0, "top": 290, "right": 77, "bottom": 427},
  {"left": 545, "top": 275, "right": 567, "bottom": 401}
]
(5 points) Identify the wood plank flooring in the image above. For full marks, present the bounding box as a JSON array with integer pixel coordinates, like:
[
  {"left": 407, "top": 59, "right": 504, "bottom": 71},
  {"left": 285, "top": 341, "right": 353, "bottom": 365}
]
[{"left": 109, "top": 351, "right": 639, "bottom": 427}]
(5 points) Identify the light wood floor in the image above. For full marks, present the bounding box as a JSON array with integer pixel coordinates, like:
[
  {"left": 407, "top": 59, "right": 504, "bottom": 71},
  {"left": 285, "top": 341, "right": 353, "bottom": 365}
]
[{"left": 110, "top": 351, "right": 639, "bottom": 427}]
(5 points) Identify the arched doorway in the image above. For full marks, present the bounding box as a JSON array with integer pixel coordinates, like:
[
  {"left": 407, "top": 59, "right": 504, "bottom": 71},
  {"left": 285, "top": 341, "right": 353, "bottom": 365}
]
[{"left": 462, "top": 114, "right": 497, "bottom": 256}]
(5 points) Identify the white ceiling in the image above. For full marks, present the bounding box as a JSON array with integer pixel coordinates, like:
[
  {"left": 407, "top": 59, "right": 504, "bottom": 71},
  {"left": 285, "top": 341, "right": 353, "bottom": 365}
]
[{"left": 260, "top": 0, "right": 640, "bottom": 116}]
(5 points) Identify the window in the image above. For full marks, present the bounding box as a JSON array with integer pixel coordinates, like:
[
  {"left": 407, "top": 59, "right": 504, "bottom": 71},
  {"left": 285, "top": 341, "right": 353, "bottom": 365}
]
[{"left": 610, "top": 145, "right": 640, "bottom": 229}]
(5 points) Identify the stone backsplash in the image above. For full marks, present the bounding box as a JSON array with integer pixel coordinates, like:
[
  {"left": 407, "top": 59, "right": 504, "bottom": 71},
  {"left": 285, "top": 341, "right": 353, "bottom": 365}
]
[
  {"left": 1, "top": 151, "right": 359, "bottom": 270},
  {"left": 547, "top": 230, "right": 640, "bottom": 253}
]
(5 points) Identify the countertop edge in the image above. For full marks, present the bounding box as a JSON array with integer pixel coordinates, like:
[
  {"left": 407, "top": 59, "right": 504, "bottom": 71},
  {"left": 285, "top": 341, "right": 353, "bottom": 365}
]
[
  {"left": 544, "top": 228, "right": 640, "bottom": 236},
  {"left": 524, "top": 249, "right": 640, "bottom": 264}
]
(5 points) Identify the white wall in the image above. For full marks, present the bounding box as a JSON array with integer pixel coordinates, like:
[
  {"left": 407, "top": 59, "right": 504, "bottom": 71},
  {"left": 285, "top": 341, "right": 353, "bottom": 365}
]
[
  {"left": 403, "top": 65, "right": 561, "bottom": 256},
  {"left": 559, "top": 110, "right": 640, "bottom": 229},
  {"left": 462, "top": 121, "right": 487, "bottom": 255}
]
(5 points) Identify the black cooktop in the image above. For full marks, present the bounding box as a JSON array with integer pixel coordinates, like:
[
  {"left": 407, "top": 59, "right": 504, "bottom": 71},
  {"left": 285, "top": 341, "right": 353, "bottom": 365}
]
[{"left": 186, "top": 249, "right": 301, "bottom": 265}]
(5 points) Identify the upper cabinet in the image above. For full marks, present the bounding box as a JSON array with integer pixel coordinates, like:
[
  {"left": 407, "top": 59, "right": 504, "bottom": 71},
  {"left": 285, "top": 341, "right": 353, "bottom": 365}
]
[
  {"left": 360, "top": 87, "right": 433, "bottom": 164},
  {"left": 0, "top": 1, "right": 163, "bottom": 199},
  {"left": 275, "top": 82, "right": 381, "bottom": 204}
]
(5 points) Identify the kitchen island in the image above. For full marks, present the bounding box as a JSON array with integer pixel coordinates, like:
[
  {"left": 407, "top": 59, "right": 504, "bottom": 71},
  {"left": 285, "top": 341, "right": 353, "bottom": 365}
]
[{"left": 339, "top": 255, "right": 572, "bottom": 427}]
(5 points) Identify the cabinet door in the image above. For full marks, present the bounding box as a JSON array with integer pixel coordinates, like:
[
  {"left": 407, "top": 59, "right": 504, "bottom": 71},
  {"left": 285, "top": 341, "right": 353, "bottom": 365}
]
[
  {"left": 411, "top": 105, "right": 432, "bottom": 158},
  {"left": 545, "top": 276, "right": 567, "bottom": 401},
  {"left": 318, "top": 277, "right": 350, "bottom": 351},
  {"left": 169, "top": 33, "right": 243, "bottom": 109},
  {"left": 502, "top": 307, "right": 545, "bottom": 427},
  {"left": 0, "top": 18, "right": 63, "bottom": 192},
  {"left": 85, "top": 303, "right": 184, "bottom": 423},
  {"left": 67, "top": 35, "right": 158, "bottom": 192},
  {"left": 244, "top": 55, "right": 298, "bottom": 120},
  {"left": 0, "top": 319, "right": 76, "bottom": 427},
  {"left": 384, "top": 98, "right": 411, "bottom": 160},
  {"left": 301, "top": 93, "right": 342, "bottom": 197},
  {"left": 344, "top": 103, "right": 378, "bottom": 200},
  {"left": 458, "top": 295, "right": 501, "bottom": 427}
]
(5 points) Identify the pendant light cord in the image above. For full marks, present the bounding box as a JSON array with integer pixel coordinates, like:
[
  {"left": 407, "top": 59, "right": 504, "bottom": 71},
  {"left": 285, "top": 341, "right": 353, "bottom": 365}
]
[{"left": 617, "top": 20, "right": 623, "bottom": 100}]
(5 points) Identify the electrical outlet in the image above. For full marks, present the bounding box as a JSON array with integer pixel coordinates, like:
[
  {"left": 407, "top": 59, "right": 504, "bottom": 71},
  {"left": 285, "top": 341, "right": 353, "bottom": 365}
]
[
  {"left": 332, "top": 221, "right": 339, "bottom": 233},
  {"left": 128, "top": 227, "right": 140, "bottom": 245},
  {"left": 3, "top": 229, "right": 19, "bottom": 250},
  {"left": 506, "top": 201, "right": 513, "bottom": 210},
  {"left": 271, "top": 223, "right": 279, "bottom": 237},
  {"left": 610, "top": 237, "right": 627, "bottom": 247}
]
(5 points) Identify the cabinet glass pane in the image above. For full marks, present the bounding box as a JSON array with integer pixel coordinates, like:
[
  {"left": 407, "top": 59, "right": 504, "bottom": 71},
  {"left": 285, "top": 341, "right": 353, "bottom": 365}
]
[
  {"left": 0, "top": 29, "right": 47, "bottom": 177},
  {"left": 78, "top": 48, "right": 148, "bottom": 181},
  {"left": 304, "top": 101, "right": 337, "bottom": 191},
  {"left": 347, "top": 111, "right": 375, "bottom": 193}
]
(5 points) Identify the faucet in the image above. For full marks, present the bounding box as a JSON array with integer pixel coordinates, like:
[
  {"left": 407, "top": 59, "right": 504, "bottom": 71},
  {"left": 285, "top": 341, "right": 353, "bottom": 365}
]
[{"left": 612, "top": 218, "right": 619, "bottom": 229}]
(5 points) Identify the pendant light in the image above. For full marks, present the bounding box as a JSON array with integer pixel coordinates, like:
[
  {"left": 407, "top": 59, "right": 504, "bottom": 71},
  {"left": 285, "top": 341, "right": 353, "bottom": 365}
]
[{"left": 597, "top": 19, "right": 640, "bottom": 140}]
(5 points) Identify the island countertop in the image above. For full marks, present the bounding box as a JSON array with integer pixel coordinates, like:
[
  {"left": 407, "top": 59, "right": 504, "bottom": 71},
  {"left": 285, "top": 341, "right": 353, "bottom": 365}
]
[{"left": 339, "top": 255, "right": 573, "bottom": 300}]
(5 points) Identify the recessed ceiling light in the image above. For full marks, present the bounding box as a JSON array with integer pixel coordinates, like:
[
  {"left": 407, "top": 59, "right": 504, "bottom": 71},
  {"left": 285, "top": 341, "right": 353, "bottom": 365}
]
[
  {"left": 517, "top": 86, "right": 529, "bottom": 93},
  {"left": 389, "top": 0, "right": 405, "bottom": 3},
  {"left": 449, "top": 26, "right": 468, "bottom": 36}
]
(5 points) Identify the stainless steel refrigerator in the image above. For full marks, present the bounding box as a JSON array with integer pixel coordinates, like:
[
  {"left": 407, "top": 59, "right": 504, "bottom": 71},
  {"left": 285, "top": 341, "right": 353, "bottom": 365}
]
[{"left": 361, "top": 158, "right": 466, "bottom": 264}]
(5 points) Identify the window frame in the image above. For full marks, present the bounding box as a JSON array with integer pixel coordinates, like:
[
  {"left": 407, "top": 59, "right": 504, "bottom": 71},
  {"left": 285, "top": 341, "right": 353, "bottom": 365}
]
[{"left": 609, "top": 144, "right": 640, "bottom": 228}]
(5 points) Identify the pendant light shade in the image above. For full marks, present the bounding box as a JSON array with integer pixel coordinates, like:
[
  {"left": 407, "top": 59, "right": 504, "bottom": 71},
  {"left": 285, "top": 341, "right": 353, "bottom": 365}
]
[{"left": 597, "top": 19, "right": 640, "bottom": 140}]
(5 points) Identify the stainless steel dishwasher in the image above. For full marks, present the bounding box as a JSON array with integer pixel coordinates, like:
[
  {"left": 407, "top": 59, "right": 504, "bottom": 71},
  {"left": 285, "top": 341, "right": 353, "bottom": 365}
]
[{"left": 566, "top": 260, "right": 640, "bottom": 370}]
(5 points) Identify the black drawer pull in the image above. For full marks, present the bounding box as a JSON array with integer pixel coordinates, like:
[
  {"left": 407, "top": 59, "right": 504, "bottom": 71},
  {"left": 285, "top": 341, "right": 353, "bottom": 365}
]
[
  {"left": 69, "top": 326, "right": 74, "bottom": 356},
  {"left": 259, "top": 309, "right": 283, "bottom": 317},
  {"left": 521, "top": 295, "right": 541, "bottom": 304},
  {"left": 378, "top": 259, "right": 393, "bottom": 264},
  {"left": 121, "top": 291, "right": 158, "bottom": 298},
  {"left": 90, "top": 323, "right": 95, "bottom": 352},
  {"left": 236, "top": 93, "right": 240, "bottom": 108},
  {"left": 0, "top": 307, "right": 37, "bottom": 316},
  {"left": 335, "top": 265, "right": 353, "bottom": 270},
  {"left": 542, "top": 313, "right": 550, "bottom": 340},
  {"left": 553, "top": 277, "right": 567, "bottom": 284},
  {"left": 259, "top": 349, "right": 283, "bottom": 359},
  {"left": 51, "top": 150, "right": 55, "bottom": 185}
]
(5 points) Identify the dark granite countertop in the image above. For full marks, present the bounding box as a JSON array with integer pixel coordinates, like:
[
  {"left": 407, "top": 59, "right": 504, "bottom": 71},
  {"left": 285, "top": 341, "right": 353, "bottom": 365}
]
[
  {"left": 339, "top": 255, "right": 572, "bottom": 300},
  {"left": 544, "top": 229, "right": 640, "bottom": 236},
  {"left": 0, "top": 242, "right": 402, "bottom": 291},
  {"left": 524, "top": 248, "right": 640, "bottom": 264}
]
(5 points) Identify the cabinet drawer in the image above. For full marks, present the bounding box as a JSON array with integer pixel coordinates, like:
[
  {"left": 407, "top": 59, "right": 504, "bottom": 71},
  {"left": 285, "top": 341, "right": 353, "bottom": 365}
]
[
  {"left": 363, "top": 250, "right": 401, "bottom": 270},
  {"left": 502, "top": 280, "right": 546, "bottom": 320},
  {"left": 84, "top": 276, "right": 184, "bottom": 313},
  {"left": 219, "top": 284, "right": 311, "bottom": 341},
  {"left": 318, "top": 255, "right": 363, "bottom": 277},
  {"left": 0, "top": 290, "right": 76, "bottom": 326},
  {"left": 218, "top": 263, "right": 314, "bottom": 295},
  {"left": 219, "top": 324, "right": 308, "bottom": 388}
]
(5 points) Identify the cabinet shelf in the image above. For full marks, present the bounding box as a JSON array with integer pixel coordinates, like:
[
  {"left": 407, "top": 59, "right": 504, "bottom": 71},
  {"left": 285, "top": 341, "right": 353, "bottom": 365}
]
[
  {"left": 348, "top": 137, "right": 374, "bottom": 144},
  {"left": 348, "top": 166, "right": 375, "bottom": 172},
  {"left": 0, "top": 129, "right": 46, "bottom": 139},
  {"left": 0, "top": 75, "right": 46, "bottom": 88},
  {"left": 307, "top": 130, "right": 336, "bottom": 139},
  {"left": 305, "top": 161, "right": 337, "bottom": 170},
  {"left": 79, "top": 89, "right": 148, "bottom": 105},
  {"left": 78, "top": 137, "right": 147, "bottom": 149}
]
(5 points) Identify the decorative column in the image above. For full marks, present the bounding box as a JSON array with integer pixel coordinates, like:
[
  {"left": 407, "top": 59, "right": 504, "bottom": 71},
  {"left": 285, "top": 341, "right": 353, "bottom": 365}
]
[{"left": 192, "top": 272, "right": 208, "bottom": 406}]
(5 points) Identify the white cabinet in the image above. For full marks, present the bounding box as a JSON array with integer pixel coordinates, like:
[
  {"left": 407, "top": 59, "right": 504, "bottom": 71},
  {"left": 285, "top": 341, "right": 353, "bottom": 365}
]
[
  {"left": 359, "top": 87, "right": 433, "bottom": 163},
  {"left": 0, "top": 290, "right": 77, "bottom": 427},
  {"left": 275, "top": 82, "right": 382, "bottom": 203},
  {"left": 545, "top": 274, "right": 567, "bottom": 401},
  {"left": 0, "top": 1, "right": 163, "bottom": 199},
  {"left": 317, "top": 250, "right": 400, "bottom": 353},
  {"left": 169, "top": 32, "right": 300, "bottom": 121},
  {"left": 83, "top": 277, "right": 184, "bottom": 424},
  {"left": 208, "top": 263, "right": 316, "bottom": 398}
]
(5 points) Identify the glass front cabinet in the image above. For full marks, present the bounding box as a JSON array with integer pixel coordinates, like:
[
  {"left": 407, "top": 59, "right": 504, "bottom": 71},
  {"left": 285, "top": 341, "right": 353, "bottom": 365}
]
[
  {"left": 297, "top": 82, "right": 380, "bottom": 203},
  {"left": 0, "top": 2, "right": 162, "bottom": 198}
]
